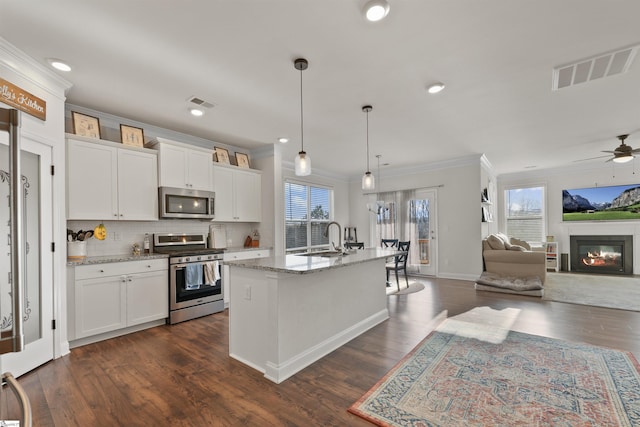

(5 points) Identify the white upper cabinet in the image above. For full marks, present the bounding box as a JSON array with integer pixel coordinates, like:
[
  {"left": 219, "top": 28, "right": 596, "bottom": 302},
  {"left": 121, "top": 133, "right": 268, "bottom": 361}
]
[
  {"left": 66, "top": 137, "right": 158, "bottom": 221},
  {"left": 212, "top": 164, "right": 261, "bottom": 222},
  {"left": 148, "top": 137, "right": 212, "bottom": 191}
]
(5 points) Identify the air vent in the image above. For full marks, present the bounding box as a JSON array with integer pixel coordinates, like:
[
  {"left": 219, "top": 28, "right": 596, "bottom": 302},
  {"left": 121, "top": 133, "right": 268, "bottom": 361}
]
[
  {"left": 187, "top": 96, "right": 215, "bottom": 109},
  {"left": 552, "top": 45, "right": 639, "bottom": 90}
]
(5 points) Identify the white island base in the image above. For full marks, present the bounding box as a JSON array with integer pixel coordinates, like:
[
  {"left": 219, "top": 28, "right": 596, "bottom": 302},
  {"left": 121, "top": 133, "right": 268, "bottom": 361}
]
[{"left": 228, "top": 251, "right": 393, "bottom": 383}]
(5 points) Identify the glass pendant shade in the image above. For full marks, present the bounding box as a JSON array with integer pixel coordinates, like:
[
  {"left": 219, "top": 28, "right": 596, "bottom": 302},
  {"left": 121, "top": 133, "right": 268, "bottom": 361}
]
[
  {"left": 295, "top": 151, "right": 311, "bottom": 176},
  {"left": 362, "top": 171, "right": 375, "bottom": 190},
  {"left": 613, "top": 155, "right": 633, "bottom": 164}
]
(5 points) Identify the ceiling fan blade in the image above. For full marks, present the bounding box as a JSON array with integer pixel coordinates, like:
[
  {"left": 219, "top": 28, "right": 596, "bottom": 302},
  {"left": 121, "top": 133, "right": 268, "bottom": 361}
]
[
  {"left": 601, "top": 150, "right": 616, "bottom": 154},
  {"left": 573, "top": 154, "right": 610, "bottom": 162}
]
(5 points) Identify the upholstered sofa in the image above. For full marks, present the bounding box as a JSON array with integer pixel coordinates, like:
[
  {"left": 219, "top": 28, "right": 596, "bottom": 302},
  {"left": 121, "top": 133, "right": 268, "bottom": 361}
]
[{"left": 482, "top": 233, "right": 546, "bottom": 284}]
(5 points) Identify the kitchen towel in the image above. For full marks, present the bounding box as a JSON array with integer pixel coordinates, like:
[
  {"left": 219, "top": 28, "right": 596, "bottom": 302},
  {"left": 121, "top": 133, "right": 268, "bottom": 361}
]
[
  {"left": 185, "top": 264, "right": 203, "bottom": 290},
  {"left": 204, "top": 261, "right": 220, "bottom": 285}
]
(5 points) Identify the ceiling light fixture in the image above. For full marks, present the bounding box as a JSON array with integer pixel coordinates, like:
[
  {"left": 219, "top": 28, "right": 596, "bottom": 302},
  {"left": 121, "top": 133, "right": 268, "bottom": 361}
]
[
  {"left": 294, "top": 58, "right": 311, "bottom": 176},
  {"left": 189, "top": 108, "right": 204, "bottom": 117},
  {"left": 362, "top": 105, "right": 375, "bottom": 191},
  {"left": 613, "top": 154, "right": 633, "bottom": 163},
  {"left": 363, "top": 0, "right": 390, "bottom": 22},
  {"left": 47, "top": 58, "right": 71, "bottom": 72},
  {"left": 278, "top": 137, "right": 289, "bottom": 144},
  {"left": 427, "top": 82, "right": 445, "bottom": 94},
  {"left": 367, "top": 154, "right": 388, "bottom": 214}
]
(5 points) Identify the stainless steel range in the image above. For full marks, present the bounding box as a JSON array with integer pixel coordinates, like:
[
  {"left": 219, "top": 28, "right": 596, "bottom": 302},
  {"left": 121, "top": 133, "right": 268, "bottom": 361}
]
[{"left": 153, "top": 233, "right": 224, "bottom": 324}]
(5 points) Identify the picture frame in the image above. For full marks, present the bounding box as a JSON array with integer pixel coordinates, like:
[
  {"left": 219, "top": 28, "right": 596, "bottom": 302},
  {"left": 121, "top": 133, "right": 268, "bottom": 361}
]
[
  {"left": 235, "top": 152, "right": 250, "bottom": 168},
  {"left": 72, "top": 111, "right": 101, "bottom": 139},
  {"left": 120, "top": 124, "right": 145, "bottom": 147},
  {"left": 214, "top": 147, "right": 230, "bottom": 164}
]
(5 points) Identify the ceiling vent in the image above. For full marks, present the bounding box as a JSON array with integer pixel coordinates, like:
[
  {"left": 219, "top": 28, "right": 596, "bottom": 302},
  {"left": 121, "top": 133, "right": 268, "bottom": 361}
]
[
  {"left": 552, "top": 45, "right": 639, "bottom": 90},
  {"left": 187, "top": 96, "right": 215, "bottom": 109}
]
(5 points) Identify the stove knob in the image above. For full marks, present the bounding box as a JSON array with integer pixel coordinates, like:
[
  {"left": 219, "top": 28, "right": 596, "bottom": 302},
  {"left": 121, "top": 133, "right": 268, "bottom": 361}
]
[
  {"left": 185, "top": 257, "right": 190, "bottom": 262},
  {"left": 196, "top": 256, "right": 202, "bottom": 261}
]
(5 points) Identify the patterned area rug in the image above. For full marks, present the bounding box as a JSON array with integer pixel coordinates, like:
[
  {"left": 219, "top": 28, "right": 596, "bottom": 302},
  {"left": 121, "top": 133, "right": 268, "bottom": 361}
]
[{"left": 349, "top": 321, "right": 640, "bottom": 426}]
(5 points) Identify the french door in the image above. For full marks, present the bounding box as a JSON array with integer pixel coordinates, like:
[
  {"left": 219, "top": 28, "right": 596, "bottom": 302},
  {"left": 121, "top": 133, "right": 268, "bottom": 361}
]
[
  {"left": 0, "top": 114, "right": 54, "bottom": 377},
  {"left": 371, "top": 188, "right": 437, "bottom": 276}
]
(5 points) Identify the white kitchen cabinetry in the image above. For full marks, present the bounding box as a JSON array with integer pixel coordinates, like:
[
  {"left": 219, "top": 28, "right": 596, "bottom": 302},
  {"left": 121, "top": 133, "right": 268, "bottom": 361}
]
[
  {"left": 68, "top": 259, "right": 168, "bottom": 346},
  {"left": 66, "top": 136, "right": 158, "bottom": 220},
  {"left": 147, "top": 137, "right": 212, "bottom": 191},
  {"left": 212, "top": 165, "right": 262, "bottom": 222},
  {"left": 222, "top": 249, "right": 270, "bottom": 306}
]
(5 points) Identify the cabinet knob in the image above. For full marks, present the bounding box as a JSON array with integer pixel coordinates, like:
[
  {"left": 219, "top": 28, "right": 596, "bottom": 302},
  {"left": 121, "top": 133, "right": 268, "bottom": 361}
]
[
  {"left": 147, "top": 265, "right": 151, "bottom": 268},
  {"left": 114, "top": 213, "right": 118, "bottom": 217},
  {"left": 100, "top": 269, "right": 104, "bottom": 273}
]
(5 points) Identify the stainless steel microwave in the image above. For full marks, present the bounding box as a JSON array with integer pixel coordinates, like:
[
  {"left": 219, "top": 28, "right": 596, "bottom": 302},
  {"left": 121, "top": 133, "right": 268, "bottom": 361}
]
[{"left": 159, "top": 187, "right": 215, "bottom": 219}]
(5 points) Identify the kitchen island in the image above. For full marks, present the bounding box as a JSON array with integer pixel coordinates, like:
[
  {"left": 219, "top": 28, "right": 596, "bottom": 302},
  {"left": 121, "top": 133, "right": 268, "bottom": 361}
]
[{"left": 225, "top": 248, "right": 399, "bottom": 383}]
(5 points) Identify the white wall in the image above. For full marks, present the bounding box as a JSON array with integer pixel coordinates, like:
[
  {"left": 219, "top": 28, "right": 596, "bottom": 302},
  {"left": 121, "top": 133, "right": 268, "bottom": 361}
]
[
  {"left": 499, "top": 160, "right": 640, "bottom": 274},
  {"left": 349, "top": 156, "right": 484, "bottom": 280}
]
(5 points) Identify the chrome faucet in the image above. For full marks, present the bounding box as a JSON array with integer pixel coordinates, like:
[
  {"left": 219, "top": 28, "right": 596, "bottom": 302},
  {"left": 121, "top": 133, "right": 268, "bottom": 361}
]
[{"left": 324, "top": 221, "right": 342, "bottom": 252}]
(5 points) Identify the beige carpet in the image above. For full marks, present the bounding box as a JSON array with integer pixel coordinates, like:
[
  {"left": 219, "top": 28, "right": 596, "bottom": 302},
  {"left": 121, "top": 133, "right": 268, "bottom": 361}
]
[{"left": 543, "top": 272, "right": 640, "bottom": 312}]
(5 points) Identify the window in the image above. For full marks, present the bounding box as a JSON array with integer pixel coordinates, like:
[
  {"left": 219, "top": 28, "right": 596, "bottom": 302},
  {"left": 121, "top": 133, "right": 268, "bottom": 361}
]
[
  {"left": 504, "top": 186, "right": 545, "bottom": 242},
  {"left": 285, "top": 182, "right": 332, "bottom": 252}
]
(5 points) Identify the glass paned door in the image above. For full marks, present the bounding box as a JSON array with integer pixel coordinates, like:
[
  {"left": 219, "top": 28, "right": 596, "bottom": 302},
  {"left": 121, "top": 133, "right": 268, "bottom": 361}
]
[
  {"left": 0, "top": 127, "right": 54, "bottom": 377},
  {"left": 409, "top": 189, "right": 437, "bottom": 276}
]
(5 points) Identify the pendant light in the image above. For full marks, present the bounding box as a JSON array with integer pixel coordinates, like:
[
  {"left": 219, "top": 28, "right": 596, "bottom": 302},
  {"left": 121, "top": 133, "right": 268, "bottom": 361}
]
[
  {"left": 362, "top": 105, "right": 375, "bottom": 190},
  {"left": 294, "top": 58, "right": 311, "bottom": 176},
  {"left": 368, "top": 154, "right": 388, "bottom": 214}
]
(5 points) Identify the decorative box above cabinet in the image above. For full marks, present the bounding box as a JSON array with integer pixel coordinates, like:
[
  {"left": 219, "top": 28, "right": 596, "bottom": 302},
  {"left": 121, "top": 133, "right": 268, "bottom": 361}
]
[
  {"left": 212, "top": 164, "right": 262, "bottom": 222},
  {"left": 146, "top": 137, "right": 212, "bottom": 191},
  {"left": 66, "top": 136, "right": 158, "bottom": 221}
]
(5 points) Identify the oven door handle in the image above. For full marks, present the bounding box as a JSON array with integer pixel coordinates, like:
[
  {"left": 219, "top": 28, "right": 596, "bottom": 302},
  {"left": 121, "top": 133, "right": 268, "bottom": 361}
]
[{"left": 172, "top": 264, "right": 189, "bottom": 271}]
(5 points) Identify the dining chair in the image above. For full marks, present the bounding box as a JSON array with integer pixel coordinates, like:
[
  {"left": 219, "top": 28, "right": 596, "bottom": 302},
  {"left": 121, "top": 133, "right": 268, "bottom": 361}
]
[
  {"left": 386, "top": 241, "right": 410, "bottom": 291},
  {"left": 344, "top": 242, "right": 364, "bottom": 249},
  {"left": 381, "top": 239, "right": 398, "bottom": 249}
]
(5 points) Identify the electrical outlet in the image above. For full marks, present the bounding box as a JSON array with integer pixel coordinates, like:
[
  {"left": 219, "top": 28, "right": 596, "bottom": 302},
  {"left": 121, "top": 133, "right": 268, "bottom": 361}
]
[
  {"left": 113, "top": 232, "right": 122, "bottom": 241},
  {"left": 244, "top": 285, "right": 251, "bottom": 301}
]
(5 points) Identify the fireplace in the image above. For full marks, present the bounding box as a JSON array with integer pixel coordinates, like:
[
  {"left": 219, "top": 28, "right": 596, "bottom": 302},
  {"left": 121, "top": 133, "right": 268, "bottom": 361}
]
[{"left": 570, "top": 235, "right": 633, "bottom": 275}]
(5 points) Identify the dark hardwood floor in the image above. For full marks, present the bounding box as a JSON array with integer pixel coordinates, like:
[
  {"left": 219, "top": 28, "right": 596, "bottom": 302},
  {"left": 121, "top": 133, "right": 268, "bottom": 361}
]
[{"left": 13, "top": 277, "right": 640, "bottom": 426}]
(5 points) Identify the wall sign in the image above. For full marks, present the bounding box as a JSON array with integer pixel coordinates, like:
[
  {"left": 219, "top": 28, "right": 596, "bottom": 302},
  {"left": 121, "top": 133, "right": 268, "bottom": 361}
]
[{"left": 0, "top": 78, "right": 46, "bottom": 121}]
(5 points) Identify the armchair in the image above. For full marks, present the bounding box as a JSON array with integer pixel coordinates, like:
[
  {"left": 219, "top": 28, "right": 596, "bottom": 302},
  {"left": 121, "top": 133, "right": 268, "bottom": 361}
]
[{"left": 482, "top": 233, "right": 546, "bottom": 284}]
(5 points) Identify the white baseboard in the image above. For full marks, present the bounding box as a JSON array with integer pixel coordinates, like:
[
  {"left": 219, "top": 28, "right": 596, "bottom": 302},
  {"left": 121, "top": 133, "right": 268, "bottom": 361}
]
[{"left": 263, "top": 309, "right": 389, "bottom": 384}]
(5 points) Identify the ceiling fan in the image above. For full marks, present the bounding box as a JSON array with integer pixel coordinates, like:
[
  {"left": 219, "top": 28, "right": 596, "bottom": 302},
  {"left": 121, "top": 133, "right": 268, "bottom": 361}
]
[
  {"left": 574, "top": 134, "right": 639, "bottom": 163},
  {"left": 601, "top": 134, "right": 639, "bottom": 163}
]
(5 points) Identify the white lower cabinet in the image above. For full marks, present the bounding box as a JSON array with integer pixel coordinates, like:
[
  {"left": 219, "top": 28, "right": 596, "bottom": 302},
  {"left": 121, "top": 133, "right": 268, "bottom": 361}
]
[
  {"left": 222, "top": 249, "right": 270, "bottom": 306},
  {"left": 69, "top": 259, "right": 168, "bottom": 343}
]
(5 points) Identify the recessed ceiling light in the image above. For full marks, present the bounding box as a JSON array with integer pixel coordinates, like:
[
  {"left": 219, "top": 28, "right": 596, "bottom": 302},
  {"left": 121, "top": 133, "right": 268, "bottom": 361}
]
[
  {"left": 426, "top": 82, "right": 445, "bottom": 94},
  {"left": 278, "top": 137, "right": 289, "bottom": 143},
  {"left": 47, "top": 58, "right": 71, "bottom": 72},
  {"left": 363, "top": 0, "right": 390, "bottom": 22},
  {"left": 189, "top": 108, "right": 204, "bottom": 117}
]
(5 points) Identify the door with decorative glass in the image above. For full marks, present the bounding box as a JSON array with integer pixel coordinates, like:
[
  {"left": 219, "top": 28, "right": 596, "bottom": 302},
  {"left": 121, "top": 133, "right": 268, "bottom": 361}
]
[{"left": 0, "top": 110, "right": 54, "bottom": 377}]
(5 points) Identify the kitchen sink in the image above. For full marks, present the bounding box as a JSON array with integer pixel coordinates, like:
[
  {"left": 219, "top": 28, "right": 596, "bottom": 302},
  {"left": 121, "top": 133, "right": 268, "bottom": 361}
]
[{"left": 297, "top": 250, "right": 346, "bottom": 258}]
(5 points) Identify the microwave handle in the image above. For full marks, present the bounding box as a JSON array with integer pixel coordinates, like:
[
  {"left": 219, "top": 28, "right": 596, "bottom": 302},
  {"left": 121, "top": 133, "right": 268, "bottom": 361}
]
[{"left": 210, "top": 196, "right": 215, "bottom": 218}]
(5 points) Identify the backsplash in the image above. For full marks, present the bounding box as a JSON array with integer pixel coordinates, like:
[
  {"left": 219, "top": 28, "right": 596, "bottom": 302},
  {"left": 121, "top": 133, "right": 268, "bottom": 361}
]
[{"left": 67, "top": 220, "right": 255, "bottom": 257}]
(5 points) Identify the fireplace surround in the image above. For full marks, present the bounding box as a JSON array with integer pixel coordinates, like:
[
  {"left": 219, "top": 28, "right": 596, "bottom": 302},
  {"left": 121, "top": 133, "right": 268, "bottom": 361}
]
[{"left": 570, "top": 235, "right": 633, "bottom": 275}]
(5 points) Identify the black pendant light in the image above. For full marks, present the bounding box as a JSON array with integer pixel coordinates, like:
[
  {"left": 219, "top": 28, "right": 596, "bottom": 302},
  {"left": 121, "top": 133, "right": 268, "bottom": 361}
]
[
  {"left": 294, "top": 58, "right": 311, "bottom": 176},
  {"left": 362, "top": 105, "right": 375, "bottom": 190}
]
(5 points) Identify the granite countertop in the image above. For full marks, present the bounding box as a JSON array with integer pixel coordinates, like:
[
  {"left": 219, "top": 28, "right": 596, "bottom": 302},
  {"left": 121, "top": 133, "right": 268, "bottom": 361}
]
[
  {"left": 225, "top": 248, "right": 400, "bottom": 275},
  {"left": 67, "top": 253, "right": 169, "bottom": 266}
]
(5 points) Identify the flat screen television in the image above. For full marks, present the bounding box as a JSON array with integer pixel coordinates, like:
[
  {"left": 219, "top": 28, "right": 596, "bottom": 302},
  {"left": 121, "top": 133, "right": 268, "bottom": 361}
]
[{"left": 562, "top": 184, "right": 640, "bottom": 221}]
